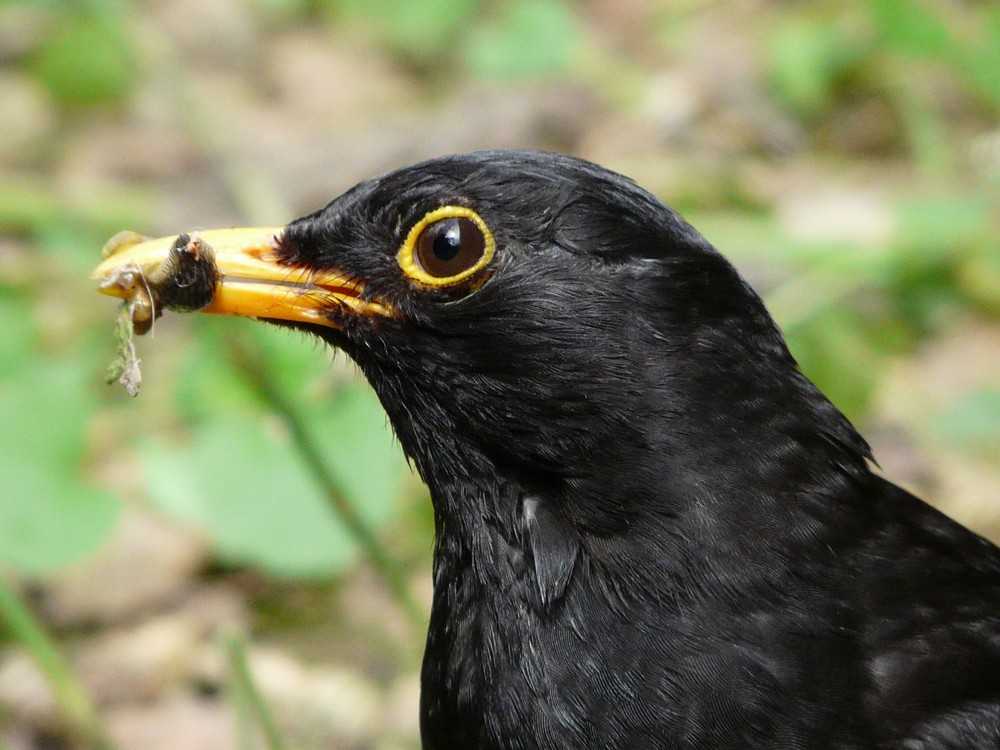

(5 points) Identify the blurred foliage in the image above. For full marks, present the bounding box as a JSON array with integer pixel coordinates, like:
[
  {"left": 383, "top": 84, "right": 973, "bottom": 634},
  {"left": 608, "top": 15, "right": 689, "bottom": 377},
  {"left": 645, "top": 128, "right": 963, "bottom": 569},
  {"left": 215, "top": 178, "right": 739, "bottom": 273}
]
[
  {"left": 29, "top": 11, "right": 135, "bottom": 109},
  {"left": 463, "top": 0, "right": 579, "bottom": 80},
  {"left": 325, "top": 0, "right": 579, "bottom": 77},
  {"left": 0, "top": 290, "right": 120, "bottom": 572},
  {"left": 145, "top": 324, "right": 408, "bottom": 578},
  {"left": 933, "top": 388, "right": 1000, "bottom": 461},
  {"left": 332, "top": 0, "right": 481, "bottom": 66},
  {"left": 0, "top": 0, "right": 997, "bottom": 576}
]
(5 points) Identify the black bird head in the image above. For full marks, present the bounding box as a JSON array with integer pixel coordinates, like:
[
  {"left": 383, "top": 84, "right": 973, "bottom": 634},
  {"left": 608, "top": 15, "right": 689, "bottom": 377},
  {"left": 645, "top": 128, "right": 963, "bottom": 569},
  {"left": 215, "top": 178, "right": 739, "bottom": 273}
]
[
  {"left": 278, "top": 152, "right": 872, "bottom": 537},
  {"left": 94, "top": 150, "right": 873, "bottom": 562}
]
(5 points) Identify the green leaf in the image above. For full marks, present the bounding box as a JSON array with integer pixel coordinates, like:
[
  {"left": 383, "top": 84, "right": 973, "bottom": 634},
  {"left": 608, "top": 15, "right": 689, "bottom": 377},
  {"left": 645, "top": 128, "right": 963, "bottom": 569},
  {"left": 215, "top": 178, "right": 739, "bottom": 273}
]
[
  {"left": 893, "top": 196, "right": 991, "bottom": 260},
  {"left": 29, "top": 14, "right": 136, "bottom": 108},
  {"left": 172, "top": 322, "right": 334, "bottom": 421},
  {"left": 144, "top": 383, "right": 408, "bottom": 578},
  {"left": 145, "top": 416, "right": 359, "bottom": 577},
  {"left": 770, "top": 19, "right": 842, "bottom": 116},
  {"left": 867, "top": 0, "right": 951, "bottom": 59},
  {"left": 171, "top": 327, "right": 263, "bottom": 421},
  {"left": 465, "top": 0, "right": 579, "bottom": 80},
  {"left": 957, "top": 250, "right": 1000, "bottom": 315},
  {"left": 0, "top": 292, "right": 36, "bottom": 377},
  {"left": 932, "top": 389, "right": 1000, "bottom": 458},
  {"left": 961, "top": 8, "right": 1000, "bottom": 107},
  {"left": 315, "top": 383, "right": 408, "bottom": 528},
  {"left": 0, "top": 361, "right": 121, "bottom": 572},
  {"left": 785, "top": 306, "right": 903, "bottom": 420},
  {"left": 337, "top": 0, "right": 481, "bottom": 61},
  {"left": 144, "top": 417, "right": 350, "bottom": 577},
  {"left": 251, "top": 324, "right": 340, "bottom": 397}
]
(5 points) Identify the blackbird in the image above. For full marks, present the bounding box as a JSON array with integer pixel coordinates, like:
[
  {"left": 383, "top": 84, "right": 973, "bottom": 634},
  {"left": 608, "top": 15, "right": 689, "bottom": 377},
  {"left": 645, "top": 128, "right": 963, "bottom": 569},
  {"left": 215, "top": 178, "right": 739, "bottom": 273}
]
[{"left": 94, "top": 151, "right": 1000, "bottom": 748}]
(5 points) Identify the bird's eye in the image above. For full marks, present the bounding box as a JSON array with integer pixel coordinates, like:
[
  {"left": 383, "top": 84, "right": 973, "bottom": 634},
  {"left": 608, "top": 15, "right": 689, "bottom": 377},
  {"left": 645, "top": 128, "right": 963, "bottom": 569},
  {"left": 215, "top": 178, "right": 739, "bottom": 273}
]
[
  {"left": 416, "top": 217, "right": 483, "bottom": 277},
  {"left": 398, "top": 206, "right": 495, "bottom": 287}
]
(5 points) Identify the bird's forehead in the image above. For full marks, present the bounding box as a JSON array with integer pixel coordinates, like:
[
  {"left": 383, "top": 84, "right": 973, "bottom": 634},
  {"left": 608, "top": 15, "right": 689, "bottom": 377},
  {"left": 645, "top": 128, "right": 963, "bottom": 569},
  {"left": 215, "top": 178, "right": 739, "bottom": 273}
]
[
  {"left": 324, "top": 168, "right": 478, "bottom": 233},
  {"left": 350, "top": 153, "right": 583, "bottom": 213},
  {"left": 301, "top": 174, "right": 491, "bottom": 260},
  {"left": 365, "top": 161, "right": 514, "bottom": 213}
]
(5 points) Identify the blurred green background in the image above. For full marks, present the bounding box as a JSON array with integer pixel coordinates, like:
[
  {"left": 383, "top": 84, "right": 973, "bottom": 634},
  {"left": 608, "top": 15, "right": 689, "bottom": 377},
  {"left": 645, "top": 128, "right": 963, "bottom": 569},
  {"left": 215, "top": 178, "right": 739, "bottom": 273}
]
[{"left": 0, "top": 0, "right": 998, "bottom": 747}]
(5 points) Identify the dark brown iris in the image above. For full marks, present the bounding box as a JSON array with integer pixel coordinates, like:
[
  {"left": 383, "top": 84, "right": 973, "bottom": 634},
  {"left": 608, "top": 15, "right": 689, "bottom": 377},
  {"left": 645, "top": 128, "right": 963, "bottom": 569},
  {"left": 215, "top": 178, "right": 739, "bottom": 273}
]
[{"left": 414, "top": 217, "right": 487, "bottom": 279}]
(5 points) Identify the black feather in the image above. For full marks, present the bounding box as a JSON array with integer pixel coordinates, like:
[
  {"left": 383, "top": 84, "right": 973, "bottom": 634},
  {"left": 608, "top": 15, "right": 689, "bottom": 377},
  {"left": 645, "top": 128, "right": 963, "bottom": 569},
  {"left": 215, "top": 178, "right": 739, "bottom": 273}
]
[{"left": 520, "top": 494, "right": 579, "bottom": 608}]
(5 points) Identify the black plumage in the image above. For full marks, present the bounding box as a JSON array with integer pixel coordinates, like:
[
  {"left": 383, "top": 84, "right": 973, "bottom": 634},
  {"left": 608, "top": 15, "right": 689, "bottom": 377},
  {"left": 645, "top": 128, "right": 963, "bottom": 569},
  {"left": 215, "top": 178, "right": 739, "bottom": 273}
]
[{"left": 269, "top": 151, "right": 999, "bottom": 748}]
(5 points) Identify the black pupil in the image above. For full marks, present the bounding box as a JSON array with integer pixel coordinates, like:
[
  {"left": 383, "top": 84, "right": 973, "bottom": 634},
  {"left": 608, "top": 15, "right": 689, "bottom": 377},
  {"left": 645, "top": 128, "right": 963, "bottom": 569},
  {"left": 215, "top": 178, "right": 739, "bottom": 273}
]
[
  {"left": 415, "top": 216, "right": 486, "bottom": 278},
  {"left": 433, "top": 224, "right": 462, "bottom": 261}
]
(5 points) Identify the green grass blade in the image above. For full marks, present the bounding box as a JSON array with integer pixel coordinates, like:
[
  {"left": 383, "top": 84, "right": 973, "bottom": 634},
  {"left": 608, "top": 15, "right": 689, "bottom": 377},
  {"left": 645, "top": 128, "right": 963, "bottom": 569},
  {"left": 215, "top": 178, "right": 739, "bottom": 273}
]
[
  {"left": 0, "top": 575, "right": 117, "bottom": 750},
  {"left": 225, "top": 632, "right": 285, "bottom": 750}
]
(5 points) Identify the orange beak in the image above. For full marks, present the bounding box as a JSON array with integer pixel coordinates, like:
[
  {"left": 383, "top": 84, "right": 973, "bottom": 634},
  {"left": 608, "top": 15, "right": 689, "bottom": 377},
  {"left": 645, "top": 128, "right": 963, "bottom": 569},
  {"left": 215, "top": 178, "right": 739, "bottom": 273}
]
[{"left": 90, "top": 228, "right": 392, "bottom": 329}]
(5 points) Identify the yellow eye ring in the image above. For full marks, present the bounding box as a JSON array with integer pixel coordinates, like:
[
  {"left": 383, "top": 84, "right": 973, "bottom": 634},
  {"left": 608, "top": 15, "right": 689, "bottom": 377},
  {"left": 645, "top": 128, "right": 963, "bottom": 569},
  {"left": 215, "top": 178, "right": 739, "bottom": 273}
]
[{"left": 397, "top": 206, "right": 495, "bottom": 287}]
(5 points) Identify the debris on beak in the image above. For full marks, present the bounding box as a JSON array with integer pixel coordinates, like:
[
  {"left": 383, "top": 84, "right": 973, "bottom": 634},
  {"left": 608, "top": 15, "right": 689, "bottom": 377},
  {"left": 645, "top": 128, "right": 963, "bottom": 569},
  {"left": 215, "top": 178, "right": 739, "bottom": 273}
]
[{"left": 98, "top": 231, "right": 223, "bottom": 395}]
